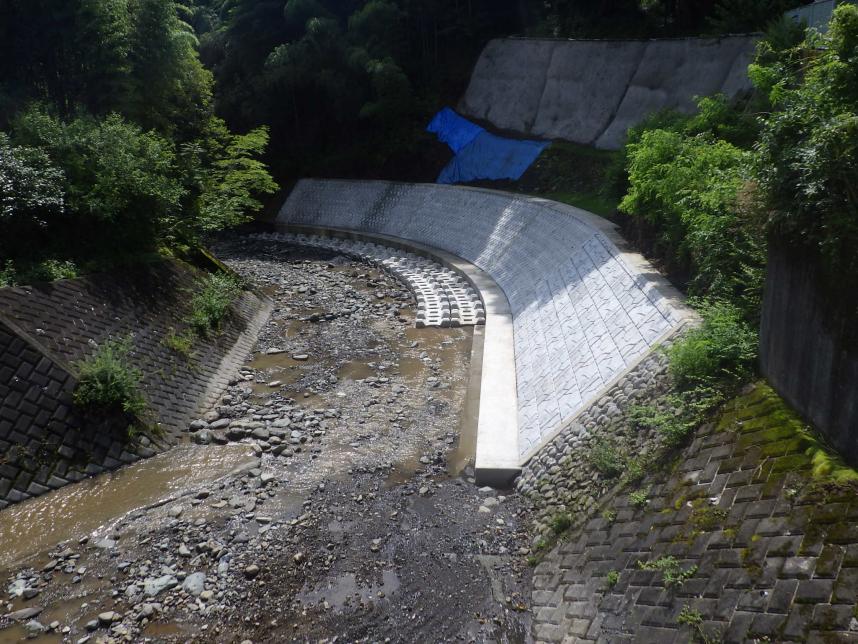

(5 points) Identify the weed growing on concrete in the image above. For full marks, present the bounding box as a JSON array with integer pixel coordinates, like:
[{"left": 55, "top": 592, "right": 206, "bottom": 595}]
[
  {"left": 689, "top": 504, "right": 729, "bottom": 532},
  {"left": 606, "top": 570, "right": 620, "bottom": 587},
  {"left": 677, "top": 604, "right": 703, "bottom": 628},
  {"left": 163, "top": 328, "right": 196, "bottom": 359},
  {"left": 629, "top": 489, "right": 649, "bottom": 508},
  {"left": 677, "top": 604, "right": 722, "bottom": 643},
  {"left": 74, "top": 337, "right": 147, "bottom": 419},
  {"left": 187, "top": 272, "right": 242, "bottom": 336},
  {"left": 637, "top": 556, "right": 698, "bottom": 588},
  {"left": 601, "top": 509, "right": 617, "bottom": 523}
]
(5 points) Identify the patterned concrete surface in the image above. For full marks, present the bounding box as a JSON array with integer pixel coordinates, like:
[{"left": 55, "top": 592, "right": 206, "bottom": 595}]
[
  {"left": 248, "top": 231, "right": 486, "bottom": 327},
  {"left": 277, "top": 180, "right": 689, "bottom": 460},
  {"left": 459, "top": 36, "right": 757, "bottom": 149},
  {"left": 531, "top": 384, "right": 858, "bottom": 643}
]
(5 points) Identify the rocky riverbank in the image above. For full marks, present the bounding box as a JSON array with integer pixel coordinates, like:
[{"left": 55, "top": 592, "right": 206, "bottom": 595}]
[{"left": 0, "top": 236, "right": 532, "bottom": 643}]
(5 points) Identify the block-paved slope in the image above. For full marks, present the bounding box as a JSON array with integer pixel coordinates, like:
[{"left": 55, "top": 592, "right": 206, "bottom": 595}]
[
  {"left": 0, "top": 318, "right": 165, "bottom": 510},
  {"left": 0, "top": 259, "right": 270, "bottom": 509},
  {"left": 532, "top": 384, "right": 858, "bottom": 642}
]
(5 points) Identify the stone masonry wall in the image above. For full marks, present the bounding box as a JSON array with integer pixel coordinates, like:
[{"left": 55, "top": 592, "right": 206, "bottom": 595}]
[
  {"left": 531, "top": 383, "right": 858, "bottom": 643},
  {"left": 0, "top": 259, "right": 271, "bottom": 509},
  {"left": 517, "top": 325, "right": 688, "bottom": 537}
]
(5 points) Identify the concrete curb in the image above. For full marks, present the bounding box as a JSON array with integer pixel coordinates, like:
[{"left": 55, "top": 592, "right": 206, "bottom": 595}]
[{"left": 274, "top": 224, "right": 521, "bottom": 487}]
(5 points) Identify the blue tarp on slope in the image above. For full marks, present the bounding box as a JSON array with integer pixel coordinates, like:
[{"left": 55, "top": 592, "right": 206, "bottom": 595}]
[
  {"left": 437, "top": 131, "right": 550, "bottom": 184},
  {"left": 426, "top": 108, "right": 550, "bottom": 185},
  {"left": 426, "top": 107, "right": 484, "bottom": 153}
]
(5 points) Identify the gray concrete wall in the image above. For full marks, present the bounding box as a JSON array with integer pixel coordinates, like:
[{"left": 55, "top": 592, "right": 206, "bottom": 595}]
[
  {"left": 760, "top": 244, "right": 858, "bottom": 463},
  {"left": 278, "top": 179, "right": 691, "bottom": 465},
  {"left": 459, "top": 36, "right": 758, "bottom": 149},
  {"left": 0, "top": 259, "right": 271, "bottom": 509}
]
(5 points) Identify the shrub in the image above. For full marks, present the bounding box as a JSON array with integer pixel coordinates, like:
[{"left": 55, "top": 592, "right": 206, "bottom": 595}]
[
  {"left": 550, "top": 512, "right": 573, "bottom": 535},
  {"left": 629, "top": 489, "right": 649, "bottom": 508},
  {"left": 620, "top": 126, "right": 763, "bottom": 309},
  {"left": 669, "top": 300, "right": 758, "bottom": 390},
  {"left": 73, "top": 338, "right": 147, "bottom": 418},
  {"left": 589, "top": 439, "right": 626, "bottom": 478},
  {"left": 751, "top": 5, "right": 858, "bottom": 314},
  {"left": 187, "top": 272, "right": 242, "bottom": 335},
  {"left": 12, "top": 108, "right": 185, "bottom": 257}
]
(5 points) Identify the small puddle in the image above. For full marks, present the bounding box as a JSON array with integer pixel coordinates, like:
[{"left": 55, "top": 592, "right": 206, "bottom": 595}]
[
  {"left": 298, "top": 570, "right": 400, "bottom": 612},
  {"left": 249, "top": 352, "right": 312, "bottom": 371},
  {"left": 337, "top": 361, "right": 376, "bottom": 381},
  {"left": 0, "top": 444, "right": 256, "bottom": 568}
]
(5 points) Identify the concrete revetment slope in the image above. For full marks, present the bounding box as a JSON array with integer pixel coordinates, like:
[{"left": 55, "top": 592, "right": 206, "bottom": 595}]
[
  {"left": 459, "top": 36, "right": 758, "bottom": 149},
  {"left": 277, "top": 180, "right": 692, "bottom": 484}
]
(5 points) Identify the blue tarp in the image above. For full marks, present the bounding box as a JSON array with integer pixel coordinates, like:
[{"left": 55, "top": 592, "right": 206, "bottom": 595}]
[
  {"left": 426, "top": 107, "right": 484, "bottom": 153},
  {"left": 426, "top": 108, "right": 550, "bottom": 185},
  {"left": 437, "top": 131, "right": 550, "bottom": 184}
]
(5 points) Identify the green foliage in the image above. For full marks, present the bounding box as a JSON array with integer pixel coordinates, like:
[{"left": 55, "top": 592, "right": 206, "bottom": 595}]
[
  {"left": 601, "top": 508, "right": 617, "bottom": 523},
  {"left": 637, "top": 556, "right": 698, "bottom": 588},
  {"left": 0, "top": 133, "right": 65, "bottom": 225},
  {"left": 706, "top": 0, "right": 802, "bottom": 35},
  {"left": 124, "top": 0, "right": 213, "bottom": 136},
  {"left": 73, "top": 337, "right": 147, "bottom": 418},
  {"left": 187, "top": 272, "right": 242, "bottom": 336},
  {"left": 606, "top": 570, "right": 620, "bottom": 587},
  {"left": 0, "top": 2, "right": 277, "bottom": 273},
  {"left": 690, "top": 505, "right": 729, "bottom": 532},
  {"left": 631, "top": 386, "right": 725, "bottom": 449},
  {"left": 0, "top": 259, "right": 80, "bottom": 287},
  {"left": 549, "top": 512, "right": 573, "bottom": 535},
  {"left": 194, "top": 124, "right": 278, "bottom": 233},
  {"left": 13, "top": 108, "right": 184, "bottom": 255},
  {"left": 163, "top": 328, "right": 196, "bottom": 358},
  {"left": 677, "top": 604, "right": 704, "bottom": 628},
  {"left": 589, "top": 439, "right": 626, "bottom": 478},
  {"left": 620, "top": 112, "right": 765, "bottom": 309},
  {"left": 629, "top": 489, "right": 649, "bottom": 508},
  {"left": 752, "top": 5, "right": 858, "bottom": 294},
  {"left": 0, "top": 260, "right": 15, "bottom": 288},
  {"left": 669, "top": 300, "right": 758, "bottom": 390}
]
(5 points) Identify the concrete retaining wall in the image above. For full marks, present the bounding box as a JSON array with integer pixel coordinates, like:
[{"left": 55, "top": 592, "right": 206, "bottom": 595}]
[
  {"left": 760, "top": 244, "right": 858, "bottom": 464},
  {"left": 0, "top": 259, "right": 271, "bottom": 509},
  {"left": 459, "top": 36, "right": 757, "bottom": 149},
  {"left": 517, "top": 325, "right": 686, "bottom": 535},
  {"left": 278, "top": 180, "right": 691, "bottom": 474}
]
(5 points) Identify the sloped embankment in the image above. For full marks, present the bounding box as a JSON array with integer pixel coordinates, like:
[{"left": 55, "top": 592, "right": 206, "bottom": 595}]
[
  {"left": 459, "top": 36, "right": 757, "bottom": 150},
  {"left": 0, "top": 259, "right": 270, "bottom": 509},
  {"left": 532, "top": 384, "right": 858, "bottom": 642}
]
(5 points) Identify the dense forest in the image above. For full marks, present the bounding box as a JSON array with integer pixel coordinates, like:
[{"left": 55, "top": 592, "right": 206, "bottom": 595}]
[{"left": 0, "top": 0, "right": 847, "bottom": 297}]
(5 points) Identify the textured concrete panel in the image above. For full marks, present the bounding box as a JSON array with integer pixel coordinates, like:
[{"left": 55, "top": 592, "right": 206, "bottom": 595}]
[
  {"left": 459, "top": 39, "right": 555, "bottom": 133},
  {"left": 459, "top": 36, "right": 757, "bottom": 150},
  {"left": 531, "top": 40, "right": 645, "bottom": 144},
  {"left": 596, "top": 36, "right": 757, "bottom": 149},
  {"left": 278, "top": 180, "right": 691, "bottom": 462}
]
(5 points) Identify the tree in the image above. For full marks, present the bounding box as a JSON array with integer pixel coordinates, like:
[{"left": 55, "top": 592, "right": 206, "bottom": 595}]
[
  {"left": 751, "top": 4, "right": 858, "bottom": 281},
  {"left": 12, "top": 108, "right": 185, "bottom": 255},
  {"left": 125, "top": 0, "right": 214, "bottom": 138},
  {"left": 0, "top": 133, "right": 65, "bottom": 257}
]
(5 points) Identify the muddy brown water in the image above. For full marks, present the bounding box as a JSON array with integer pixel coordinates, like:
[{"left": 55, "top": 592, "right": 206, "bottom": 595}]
[
  {"left": 0, "top": 444, "right": 256, "bottom": 569},
  {"left": 0, "top": 248, "right": 483, "bottom": 642}
]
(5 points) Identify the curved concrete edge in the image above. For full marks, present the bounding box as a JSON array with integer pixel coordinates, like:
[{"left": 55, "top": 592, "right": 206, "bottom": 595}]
[{"left": 274, "top": 223, "right": 521, "bottom": 488}]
